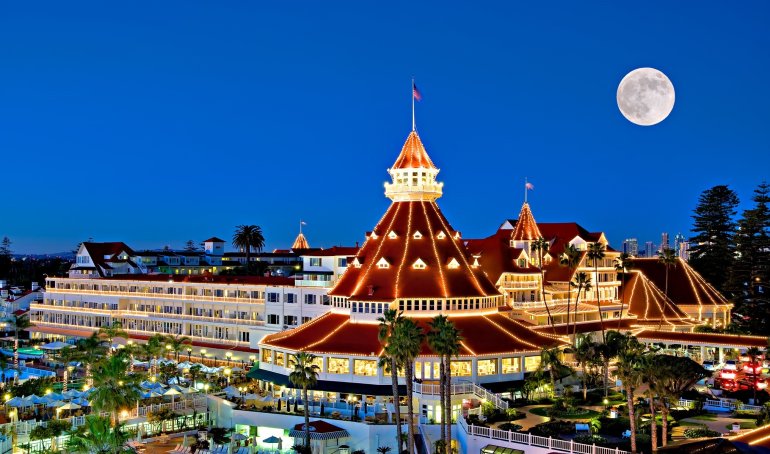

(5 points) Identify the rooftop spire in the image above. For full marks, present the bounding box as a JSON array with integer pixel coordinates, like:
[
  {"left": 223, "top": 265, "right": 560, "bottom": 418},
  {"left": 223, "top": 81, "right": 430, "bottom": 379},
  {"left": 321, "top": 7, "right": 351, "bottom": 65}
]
[
  {"left": 511, "top": 202, "right": 542, "bottom": 242},
  {"left": 384, "top": 131, "right": 443, "bottom": 202}
]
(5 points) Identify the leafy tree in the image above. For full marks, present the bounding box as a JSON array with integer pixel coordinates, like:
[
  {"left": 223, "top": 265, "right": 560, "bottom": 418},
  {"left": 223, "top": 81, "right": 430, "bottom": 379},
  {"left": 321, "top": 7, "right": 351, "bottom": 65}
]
[
  {"left": 65, "top": 415, "right": 135, "bottom": 453},
  {"left": 573, "top": 334, "right": 597, "bottom": 401},
  {"left": 656, "top": 249, "right": 678, "bottom": 330},
  {"left": 232, "top": 225, "right": 265, "bottom": 273},
  {"left": 689, "top": 185, "right": 739, "bottom": 291},
  {"left": 560, "top": 244, "right": 581, "bottom": 345},
  {"left": 655, "top": 355, "right": 709, "bottom": 447},
  {"left": 587, "top": 242, "right": 607, "bottom": 343},
  {"left": 147, "top": 407, "right": 178, "bottom": 434},
  {"left": 378, "top": 309, "right": 404, "bottom": 451},
  {"left": 532, "top": 237, "right": 556, "bottom": 334},
  {"left": 289, "top": 352, "right": 320, "bottom": 450},
  {"left": 97, "top": 321, "right": 128, "bottom": 356},
  {"left": 0, "top": 237, "right": 11, "bottom": 277},
  {"left": 539, "top": 347, "right": 570, "bottom": 398}
]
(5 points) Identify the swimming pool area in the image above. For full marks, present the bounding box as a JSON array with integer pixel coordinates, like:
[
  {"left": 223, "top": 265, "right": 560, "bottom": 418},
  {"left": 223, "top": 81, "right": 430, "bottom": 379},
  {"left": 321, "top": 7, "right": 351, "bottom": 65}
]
[
  {"left": 4, "top": 367, "right": 56, "bottom": 380},
  {"left": 0, "top": 347, "right": 45, "bottom": 360}
]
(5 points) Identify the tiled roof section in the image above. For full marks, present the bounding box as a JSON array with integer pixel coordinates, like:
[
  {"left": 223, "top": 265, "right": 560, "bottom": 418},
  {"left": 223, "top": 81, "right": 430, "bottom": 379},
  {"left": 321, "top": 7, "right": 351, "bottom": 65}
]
[
  {"left": 464, "top": 233, "right": 538, "bottom": 284},
  {"left": 391, "top": 131, "right": 436, "bottom": 170},
  {"left": 303, "top": 247, "right": 359, "bottom": 257},
  {"left": 511, "top": 203, "right": 542, "bottom": 242},
  {"left": 261, "top": 312, "right": 563, "bottom": 356},
  {"left": 292, "top": 233, "right": 310, "bottom": 250},
  {"left": 620, "top": 271, "right": 693, "bottom": 325},
  {"left": 80, "top": 242, "right": 136, "bottom": 277},
  {"left": 329, "top": 200, "right": 500, "bottom": 300},
  {"left": 108, "top": 274, "right": 295, "bottom": 286},
  {"left": 541, "top": 251, "right": 586, "bottom": 283},
  {"left": 531, "top": 319, "right": 636, "bottom": 336},
  {"left": 203, "top": 237, "right": 225, "bottom": 243},
  {"left": 629, "top": 258, "right": 731, "bottom": 308},
  {"left": 635, "top": 330, "right": 767, "bottom": 349},
  {"left": 536, "top": 223, "right": 602, "bottom": 256}
]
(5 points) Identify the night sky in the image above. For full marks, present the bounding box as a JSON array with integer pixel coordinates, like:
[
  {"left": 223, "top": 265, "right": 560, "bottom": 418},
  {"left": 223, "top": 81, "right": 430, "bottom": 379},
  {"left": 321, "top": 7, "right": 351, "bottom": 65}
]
[{"left": 2, "top": 2, "right": 768, "bottom": 254}]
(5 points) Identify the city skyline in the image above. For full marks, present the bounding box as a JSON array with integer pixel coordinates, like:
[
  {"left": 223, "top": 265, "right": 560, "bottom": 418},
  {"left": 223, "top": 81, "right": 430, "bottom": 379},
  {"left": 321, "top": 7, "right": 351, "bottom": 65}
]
[{"left": 2, "top": 2, "right": 769, "bottom": 254}]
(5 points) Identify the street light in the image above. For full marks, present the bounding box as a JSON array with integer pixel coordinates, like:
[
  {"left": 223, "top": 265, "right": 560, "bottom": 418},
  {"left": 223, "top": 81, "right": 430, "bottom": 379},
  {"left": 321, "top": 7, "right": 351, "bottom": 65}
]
[{"left": 226, "top": 351, "right": 233, "bottom": 366}]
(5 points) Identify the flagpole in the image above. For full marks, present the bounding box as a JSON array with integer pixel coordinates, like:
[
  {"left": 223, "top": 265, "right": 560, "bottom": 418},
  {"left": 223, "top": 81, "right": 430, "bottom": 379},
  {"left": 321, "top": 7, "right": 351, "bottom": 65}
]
[
  {"left": 524, "top": 177, "right": 528, "bottom": 203},
  {"left": 412, "top": 77, "right": 416, "bottom": 131},
  {"left": 299, "top": 220, "right": 302, "bottom": 235}
]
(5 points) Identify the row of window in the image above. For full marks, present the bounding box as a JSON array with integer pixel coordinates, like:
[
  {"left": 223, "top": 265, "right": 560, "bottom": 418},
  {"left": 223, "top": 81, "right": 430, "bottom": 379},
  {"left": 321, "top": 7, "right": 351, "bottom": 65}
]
[
  {"left": 266, "top": 314, "right": 312, "bottom": 326},
  {"left": 308, "top": 258, "right": 347, "bottom": 267},
  {"left": 398, "top": 297, "right": 500, "bottom": 312},
  {"left": 266, "top": 293, "right": 330, "bottom": 305}
]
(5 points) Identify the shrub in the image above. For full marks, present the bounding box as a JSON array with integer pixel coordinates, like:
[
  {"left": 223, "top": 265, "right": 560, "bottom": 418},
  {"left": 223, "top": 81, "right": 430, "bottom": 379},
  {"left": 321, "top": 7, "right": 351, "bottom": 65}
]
[
  {"left": 529, "top": 420, "right": 573, "bottom": 438},
  {"left": 684, "top": 427, "right": 721, "bottom": 438},
  {"left": 506, "top": 408, "right": 524, "bottom": 420},
  {"left": 574, "top": 434, "right": 607, "bottom": 445},
  {"left": 498, "top": 423, "right": 522, "bottom": 432},
  {"left": 599, "top": 416, "right": 631, "bottom": 437}
]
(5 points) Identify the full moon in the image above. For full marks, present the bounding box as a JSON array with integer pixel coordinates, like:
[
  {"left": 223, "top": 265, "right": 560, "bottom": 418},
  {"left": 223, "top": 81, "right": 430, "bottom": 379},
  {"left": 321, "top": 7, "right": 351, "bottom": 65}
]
[{"left": 616, "top": 67, "right": 675, "bottom": 126}]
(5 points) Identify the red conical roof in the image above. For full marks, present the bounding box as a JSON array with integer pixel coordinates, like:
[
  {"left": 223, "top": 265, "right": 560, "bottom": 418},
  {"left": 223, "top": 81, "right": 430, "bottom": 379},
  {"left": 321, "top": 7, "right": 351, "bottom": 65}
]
[
  {"left": 511, "top": 202, "right": 542, "bottom": 241},
  {"left": 292, "top": 232, "right": 309, "bottom": 250},
  {"left": 391, "top": 131, "right": 436, "bottom": 170},
  {"left": 330, "top": 200, "right": 500, "bottom": 301}
]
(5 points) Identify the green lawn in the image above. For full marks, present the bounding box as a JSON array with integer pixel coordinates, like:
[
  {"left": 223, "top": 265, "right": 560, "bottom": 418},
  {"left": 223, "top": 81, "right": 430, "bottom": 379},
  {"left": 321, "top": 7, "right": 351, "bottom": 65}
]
[
  {"left": 677, "top": 421, "right": 707, "bottom": 427},
  {"left": 726, "top": 421, "right": 757, "bottom": 430},
  {"left": 530, "top": 407, "right": 602, "bottom": 419}
]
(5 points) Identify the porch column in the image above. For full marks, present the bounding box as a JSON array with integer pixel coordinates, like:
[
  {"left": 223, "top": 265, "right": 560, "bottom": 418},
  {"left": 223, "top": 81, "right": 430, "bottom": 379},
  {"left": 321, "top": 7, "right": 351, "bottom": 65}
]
[
  {"left": 718, "top": 347, "right": 725, "bottom": 364},
  {"left": 700, "top": 346, "right": 706, "bottom": 362}
]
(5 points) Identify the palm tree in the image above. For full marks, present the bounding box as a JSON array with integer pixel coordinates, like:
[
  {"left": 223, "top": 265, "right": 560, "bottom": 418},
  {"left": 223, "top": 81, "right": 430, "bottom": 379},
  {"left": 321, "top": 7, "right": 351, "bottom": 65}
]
[
  {"left": 10, "top": 314, "right": 31, "bottom": 371},
  {"left": 639, "top": 354, "right": 663, "bottom": 453},
  {"left": 615, "top": 334, "right": 645, "bottom": 454},
  {"left": 139, "top": 334, "right": 164, "bottom": 379},
  {"left": 289, "top": 352, "right": 320, "bottom": 451},
  {"left": 657, "top": 249, "right": 678, "bottom": 330},
  {"left": 65, "top": 414, "right": 134, "bottom": 453},
  {"left": 427, "top": 316, "right": 461, "bottom": 454},
  {"left": 532, "top": 236, "right": 557, "bottom": 334},
  {"left": 75, "top": 333, "right": 107, "bottom": 387},
  {"left": 232, "top": 225, "right": 266, "bottom": 271},
  {"left": 746, "top": 346, "right": 764, "bottom": 402},
  {"left": 573, "top": 334, "right": 597, "bottom": 401},
  {"left": 164, "top": 334, "right": 191, "bottom": 362},
  {"left": 614, "top": 253, "right": 633, "bottom": 330},
  {"left": 570, "top": 272, "right": 593, "bottom": 342},
  {"left": 378, "top": 309, "right": 404, "bottom": 451},
  {"left": 587, "top": 242, "right": 607, "bottom": 343},
  {"left": 391, "top": 318, "right": 424, "bottom": 454},
  {"left": 442, "top": 322, "right": 461, "bottom": 454},
  {"left": 97, "top": 321, "right": 128, "bottom": 356},
  {"left": 601, "top": 330, "right": 626, "bottom": 398},
  {"left": 539, "top": 347, "right": 569, "bottom": 398},
  {"left": 656, "top": 355, "right": 709, "bottom": 448},
  {"left": 560, "top": 244, "right": 581, "bottom": 346},
  {"left": 427, "top": 316, "right": 449, "bottom": 451},
  {"left": 90, "top": 351, "right": 141, "bottom": 427}
]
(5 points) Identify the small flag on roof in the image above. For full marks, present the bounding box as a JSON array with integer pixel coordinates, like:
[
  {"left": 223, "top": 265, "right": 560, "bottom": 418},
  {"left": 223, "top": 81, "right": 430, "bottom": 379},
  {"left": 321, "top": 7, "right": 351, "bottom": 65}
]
[
  {"left": 413, "top": 82, "right": 422, "bottom": 101},
  {"left": 526, "top": 182, "right": 534, "bottom": 190}
]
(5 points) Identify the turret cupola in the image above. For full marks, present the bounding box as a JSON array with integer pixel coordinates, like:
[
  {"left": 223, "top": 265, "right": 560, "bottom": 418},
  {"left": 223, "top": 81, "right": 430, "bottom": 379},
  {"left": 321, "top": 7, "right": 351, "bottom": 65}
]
[
  {"left": 384, "top": 131, "right": 444, "bottom": 202},
  {"left": 511, "top": 202, "right": 542, "bottom": 250}
]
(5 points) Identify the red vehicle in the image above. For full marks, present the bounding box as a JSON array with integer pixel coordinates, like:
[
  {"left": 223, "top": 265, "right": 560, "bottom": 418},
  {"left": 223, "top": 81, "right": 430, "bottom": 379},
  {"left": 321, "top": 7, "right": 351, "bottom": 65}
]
[{"left": 743, "top": 362, "right": 763, "bottom": 374}]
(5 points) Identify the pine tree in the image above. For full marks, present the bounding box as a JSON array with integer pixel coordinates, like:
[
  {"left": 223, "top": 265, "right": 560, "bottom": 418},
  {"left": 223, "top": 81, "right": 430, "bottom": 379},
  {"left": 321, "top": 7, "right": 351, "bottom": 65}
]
[
  {"left": 0, "top": 237, "right": 11, "bottom": 278},
  {"left": 689, "top": 185, "right": 739, "bottom": 292},
  {"left": 184, "top": 240, "right": 198, "bottom": 251}
]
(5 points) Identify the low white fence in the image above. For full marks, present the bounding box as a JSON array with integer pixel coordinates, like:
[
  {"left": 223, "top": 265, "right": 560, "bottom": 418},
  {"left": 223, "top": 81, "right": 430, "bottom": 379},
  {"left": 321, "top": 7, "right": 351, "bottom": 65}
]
[
  {"left": 414, "top": 380, "right": 509, "bottom": 410},
  {"left": 675, "top": 397, "right": 763, "bottom": 413},
  {"left": 458, "top": 416, "right": 631, "bottom": 454}
]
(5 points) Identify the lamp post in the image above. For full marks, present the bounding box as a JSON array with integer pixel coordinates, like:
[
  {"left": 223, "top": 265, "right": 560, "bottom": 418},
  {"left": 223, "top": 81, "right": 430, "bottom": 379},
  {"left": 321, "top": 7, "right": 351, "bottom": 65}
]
[
  {"left": 187, "top": 347, "right": 193, "bottom": 362},
  {"left": 226, "top": 351, "right": 233, "bottom": 366},
  {"left": 200, "top": 349, "right": 207, "bottom": 365},
  {"left": 224, "top": 368, "right": 231, "bottom": 387}
]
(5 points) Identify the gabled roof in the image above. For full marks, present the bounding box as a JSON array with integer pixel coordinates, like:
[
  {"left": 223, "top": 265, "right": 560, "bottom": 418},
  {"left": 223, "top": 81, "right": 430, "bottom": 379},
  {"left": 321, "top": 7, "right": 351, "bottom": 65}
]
[
  {"left": 301, "top": 246, "right": 359, "bottom": 257},
  {"left": 79, "top": 242, "right": 137, "bottom": 277},
  {"left": 629, "top": 258, "right": 731, "bottom": 308},
  {"left": 329, "top": 200, "right": 500, "bottom": 300},
  {"left": 510, "top": 203, "right": 542, "bottom": 242},
  {"left": 619, "top": 271, "right": 694, "bottom": 326},
  {"left": 292, "top": 232, "right": 310, "bottom": 250},
  {"left": 536, "top": 223, "right": 598, "bottom": 256},
  {"left": 203, "top": 237, "right": 225, "bottom": 243},
  {"left": 391, "top": 131, "right": 436, "bottom": 170},
  {"left": 465, "top": 231, "right": 538, "bottom": 284}
]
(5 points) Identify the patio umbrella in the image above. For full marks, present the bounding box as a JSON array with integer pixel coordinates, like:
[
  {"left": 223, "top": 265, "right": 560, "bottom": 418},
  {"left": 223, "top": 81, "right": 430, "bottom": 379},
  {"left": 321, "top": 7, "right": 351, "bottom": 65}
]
[
  {"left": 73, "top": 397, "right": 90, "bottom": 406},
  {"left": 59, "top": 402, "right": 81, "bottom": 411},
  {"left": 223, "top": 386, "right": 240, "bottom": 397},
  {"left": 263, "top": 435, "right": 281, "bottom": 444},
  {"left": 63, "top": 390, "right": 81, "bottom": 399},
  {"left": 27, "top": 395, "right": 47, "bottom": 405},
  {"left": 141, "top": 390, "right": 162, "bottom": 399},
  {"left": 47, "top": 393, "right": 65, "bottom": 401},
  {"left": 39, "top": 341, "right": 73, "bottom": 350},
  {"left": 231, "top": 433, "right": 248, "bottom": 441},
  {"left": 163, "top": 387, "right": 182, "bottom": 405},
  {"left": 6, "top": 397, "right": 32, "bottom": 408},
  {"left": 46, "top": 400, "right": 64, "bottom": 408}
]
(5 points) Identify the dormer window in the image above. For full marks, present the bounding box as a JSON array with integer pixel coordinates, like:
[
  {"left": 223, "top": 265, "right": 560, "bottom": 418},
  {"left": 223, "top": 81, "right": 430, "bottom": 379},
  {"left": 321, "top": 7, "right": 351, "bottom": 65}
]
[
  {"left": 388, "top": 231, "right": 398, "bottom": 239},
  {"left": 437, "top": 231, "right": 446, "bottom": 240},
  {"left": 472, "top": 257, "right": 480, "bottom": 268},
  {"left": 413, "top": 231, "right": 423, "bottom": 239},
  {"left": 447, "top": 258, "right": 460, "bottom": 269},
  {"left": 377, "top": 258, "right": 390, "bottom": 269},
  {"left": 352, "top": 257, "right": 362, "bottom": 268},
  {"left": 370, "top": 232, "right": 379, "bottom": 240},
  {"left": 412, "top": 258, "right": 427, "bottom": 270},
  {"left": 454, "top": 232, "right": 461, "bottom": 239}
]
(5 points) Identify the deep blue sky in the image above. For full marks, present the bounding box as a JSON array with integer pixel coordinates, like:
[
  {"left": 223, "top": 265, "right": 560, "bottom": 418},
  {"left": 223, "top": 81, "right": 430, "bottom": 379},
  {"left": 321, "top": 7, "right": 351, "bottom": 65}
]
[{"left": 2, "top": 2, "right": 769, "bottom": 254}]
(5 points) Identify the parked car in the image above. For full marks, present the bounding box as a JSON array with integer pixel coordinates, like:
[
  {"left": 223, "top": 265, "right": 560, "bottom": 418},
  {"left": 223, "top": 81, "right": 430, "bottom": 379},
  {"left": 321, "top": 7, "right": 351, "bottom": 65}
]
[
  {"left": 703, "top": 361, "right": 716, "bottom": 371},
  {"left": 724, "top": 360, "right": 738, "bottom": 371}
]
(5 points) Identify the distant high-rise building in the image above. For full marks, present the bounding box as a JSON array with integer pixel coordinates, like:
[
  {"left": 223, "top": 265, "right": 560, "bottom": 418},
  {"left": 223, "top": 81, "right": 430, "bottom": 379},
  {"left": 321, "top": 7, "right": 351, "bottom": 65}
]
[
  {"left": 674, "top": 233, "right": 685, "bottom": 255},
  {"left": 623, "top": 238, "right": 638, "bottom": 256},
  {"left": 661, "top": 232, "right": 670, "bottom": 251},
  {"left": 645, "top": 241, "right": 656, "bottom": 257},
  {"left": 678, "top": 241, "right": 690, "bottom": 261}
]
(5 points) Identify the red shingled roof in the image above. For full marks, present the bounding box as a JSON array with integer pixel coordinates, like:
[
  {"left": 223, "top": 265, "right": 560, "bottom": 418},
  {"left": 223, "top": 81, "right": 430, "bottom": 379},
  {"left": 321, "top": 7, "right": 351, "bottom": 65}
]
[
  {"left": 329, "top": 200, "right": 500, "bottom": 300},
  {"left": 629, "top": 258, "right": 731, "bottom": 308},
  {"left": 391, "top": 131, "right": 435, "bottom": 170},
  {"left": 261, "top": 312, "right": 563, "bottom": 356},
  {"left": 465, "top": 232, "right": 538, "bottom": 285},
  {"left": 303, "top": 247, "right": 359, "bottom": 257},
  {"left": 619, "top": 271, "right": 695, "bottom": 326},
  {"left": 636, "top": 330, "right": 767, "bottom": 348},
  {"left": 510, "top": 203, "right": 542, "bottom": 242}
]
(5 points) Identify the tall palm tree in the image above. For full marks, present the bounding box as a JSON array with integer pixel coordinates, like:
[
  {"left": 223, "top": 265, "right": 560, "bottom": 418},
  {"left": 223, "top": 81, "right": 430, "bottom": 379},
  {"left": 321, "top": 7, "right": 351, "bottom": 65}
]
[
  {"left": 391, "top": 318, "right": 424, "bottom": 454},
  {"left": 378, "top": 309, "right": 404, "bottom": 451},
  {"left": 139, "top": 334, "right": 164, "bottom": 379},
  {"left": 614, "top": 334, "right": 645, "bottom": 454},
  {"left": 560, "top": 244, "right": 581, "bottom": 346},
  {"left": 601, "top": 330, "right": 626, "bottom": 397},
  {"left": 232, "top": 225, "right": 265, "bottom": 271},
  {"left": 657, "top": 249, "right": 678, "bottom": 330},
  {"left": 98, "top": 321, "right": 128, "bottom": 356},
  {"left": 90, "top": 351, "right": 141, "bottom": 427},
  {"left": 10, "top": 314, "right": 31, "bottom": 371},
  {"left": 442, "top": 322, "right": 461, "bottom": 454},
  {"left": 289, "top": 352, "right": 320, "bottom": 450},
  {"left": 587, "top": 242, "right": 607, "bottom": 343},
  {"left": 65, "top": 414, "right": 134, "bottom": 454},
  {"left": 746, "top": 346, "right": 764, "bottom": 403},
  {"left": 656, "top": 355, "right": 709, "bottom": 448},
  {"left": 164, "top": 334, "right": 191, "bottom": 362},
  {"left": 639, "top": 354, "right": 663, "bottom": 453},
  {"left": 614, "top": 253, "right": 633, "bottom": 330},
  {"left": 75, "top": 333, "right": 107, "bottom": 387},
  {"left": 570, "top": 272, "right": 593, "bottom": 342},
  {"left": 427, "top": 316, "right": 449, "bottom": 451},
  {"left": 532, "top": 237, "right": 557, "bottom": 334}
]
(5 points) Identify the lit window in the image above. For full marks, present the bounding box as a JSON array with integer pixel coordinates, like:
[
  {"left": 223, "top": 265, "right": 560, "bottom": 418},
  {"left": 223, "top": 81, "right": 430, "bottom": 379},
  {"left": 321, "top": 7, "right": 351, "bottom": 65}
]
[
  {"left": 352, "top": 258, "right": 362, "bottom": 268},
  {"left": 412, "top": 259, "right": 427, "bottom": 270},
  {"left": 436, "top": 231, "right": 446, "bottom": 239},
  {"left": 328, "top": 357, "right": 350, "bottom": 374},
  {"left": 413, "top": 231, "right": 423, "bottom": 239},
  {"left": 377, "top": 258, "right": 390, "bottom": 269},
  {"left": 478, "top": 359, "right": 497, "bottom": 376},
  {"left": 354, "top": 359, "right": 377, "bottom": 376},
  {"left": 447, "top": 258, "right": 460, "bottom": 269},
  {"left": 388, "top": 230, "right": 398, "bottom": 239},
  {"left": 502, "top": 357, "right": 520, "bottom": 374}
]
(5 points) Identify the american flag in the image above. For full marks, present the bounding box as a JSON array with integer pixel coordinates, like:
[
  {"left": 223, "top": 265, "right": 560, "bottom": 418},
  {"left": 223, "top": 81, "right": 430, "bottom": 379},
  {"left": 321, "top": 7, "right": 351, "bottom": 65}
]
[
  {"left": 413, "top": 83, "right": 422, "bottom": 101},
  {"left": 526, "top": 182, "right": 534, "bottom": 190}
]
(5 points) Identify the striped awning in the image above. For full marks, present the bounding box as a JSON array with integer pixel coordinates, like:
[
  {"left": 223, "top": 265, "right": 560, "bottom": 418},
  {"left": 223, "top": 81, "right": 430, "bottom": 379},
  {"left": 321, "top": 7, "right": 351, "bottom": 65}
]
[{"left": 289, "top": 421, "right": 349, "bottom": 440}]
